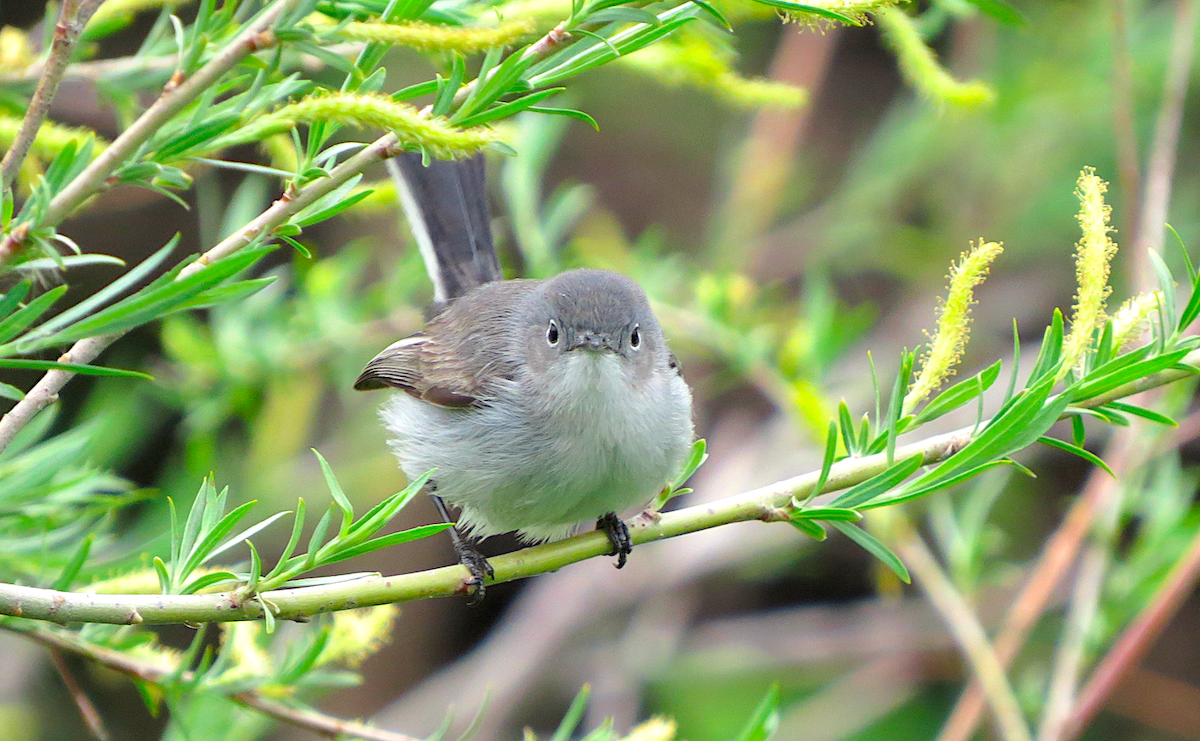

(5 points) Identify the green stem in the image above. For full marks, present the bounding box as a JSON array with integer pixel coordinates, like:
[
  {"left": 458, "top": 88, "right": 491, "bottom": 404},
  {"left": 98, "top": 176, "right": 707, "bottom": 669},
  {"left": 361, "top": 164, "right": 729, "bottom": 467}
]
[{"left": 2, "top": 351, "right": 1198, "bottom": 626}]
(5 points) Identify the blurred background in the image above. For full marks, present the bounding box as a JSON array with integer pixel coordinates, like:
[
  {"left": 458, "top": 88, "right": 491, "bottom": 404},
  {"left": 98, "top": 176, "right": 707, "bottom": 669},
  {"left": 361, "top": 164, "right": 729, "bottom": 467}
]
[{"left": 3, "top": 0, "right": 1200, "bottom": 739}]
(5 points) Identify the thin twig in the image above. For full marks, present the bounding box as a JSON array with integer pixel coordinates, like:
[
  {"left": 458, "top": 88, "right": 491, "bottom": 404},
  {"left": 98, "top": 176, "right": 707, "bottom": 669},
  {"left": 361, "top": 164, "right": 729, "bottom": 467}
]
[
  {"left": 1109, "top": 0, "right": 1140, "bottom": 237},
  {"left": 1059, "top": 522, "right": 1200, "bottom": 739},
  {"left": 1131, "top": 0, "right": 1200, "bottom": 289},
  {"left": 936, "top": 437, "right": 1139, "bottom": 741},
  {"left": 1036, "top": 431, "right": 1138, "bottom": 741},
  {"left": 0, "top": 132, "right": 406, "bottom": 456},
  {"left": 940, "top": 1, "right": 1200, "bottom": 733},
  {"left": 0, "top": 0, "right": 297, "bottom": 268},
  {"left": 893, "top": 518, "right": 1033, "bottom": 741},
  {"left": 8, "top": 624, "right": 420, "bottom": 741},
  {"left": 47, "top": 647, "right": 111, "bottom": 741},
  {"left": 0, "top": 0, "right": 104, "bottom": 192},
  {"left": 0, "top": 42, "right": 367, "bottom": 85},
  {"left": 2, "top": 355, "right": 1199, "bottom": 627}
]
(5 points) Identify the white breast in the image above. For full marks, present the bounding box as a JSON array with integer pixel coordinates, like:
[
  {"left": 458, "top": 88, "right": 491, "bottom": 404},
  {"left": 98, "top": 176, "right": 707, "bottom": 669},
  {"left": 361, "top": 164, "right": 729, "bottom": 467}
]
[{"left": 380, "top": 352, "right": 693, "bottom": 542}]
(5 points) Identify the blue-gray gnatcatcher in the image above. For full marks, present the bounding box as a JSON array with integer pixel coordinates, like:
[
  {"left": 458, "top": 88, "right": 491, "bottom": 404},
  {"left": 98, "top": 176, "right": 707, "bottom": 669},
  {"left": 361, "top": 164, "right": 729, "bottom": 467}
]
[{"left": 355, "top": 153, "right": 694, "bottom": 600}]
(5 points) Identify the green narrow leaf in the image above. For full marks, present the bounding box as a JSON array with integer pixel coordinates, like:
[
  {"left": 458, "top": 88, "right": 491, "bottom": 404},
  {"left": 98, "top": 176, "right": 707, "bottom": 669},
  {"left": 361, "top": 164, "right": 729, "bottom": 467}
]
[
  {"left": 832, "top": 454, "right": 923, "bottom": 508},
  {"left": 1103, "top": 401, "right": 1177, "bottom": 426},
  {"left": 0, "top": 381, "right": 24, "bottom": 400},
  {"left": 734, "top": 684, "right": 781, "bottom": 741},
  {"left": 0, "top": 285, "right": 68, "bottom": 344},
  {"left": 837, "top": 401, "right": 856, "bottom": 456},
  {"left": 180, "top": 571, "right": 241, "bottom": 595},
  {"left": 799, "top": 422, "right": 839, "bottom": 508},
  {"left": 0, "top": 281, "right": 30, "bottom": 318},
  {"left": 1071, "top": 414, "right": 1086, "bottom": 447},
  {"left": 304, "top": 505, "right": 335, "bottom": 568},
  {"left": 790, "top": 518, "right": 826, "bottom": 540},
  {"left": 453, "top": 87, "right": 567, "bottom": 128},
  {"left": 317, "top": 523, "right": 455, "bottom": 565},
  {"left": 313, "top": 449, "right": 353, "bottom": 536},
  {"left": 293, "top": 189, "right": 374, "bottom": 227},
  {"left": 688, "top": 0, "right": 733, "bottom": 30},
  {"left": 790, "top": 507, "right": 861, "bottom": 522},
  {"left": 153, "top": 556, "right": 171, "bottom": 594},
  {"left": 913, "top": 361, "right": 1002, "bottom": 425},
  {"left": 963, "top": 0, "right": 1025, "bottom": 24},
  {"left": 1028, "top": 309, "right": 1064, "bottom": 383},
  {"left": 550, "top": 685, "right": 591, "bottom": 741},
  {"left": 1149, "top": 250, "right": 1179, "bottom": 332},
  {"left": 52, "top": 534, "right": 93, "bottom": 591},
  {"left": 832, "top": 521, "right": 910, "bottom": 583},
  {"left": 865, "top": 459, "right": 1025, "bottom": 509},
  {"left": 1037, "top": 436, "right": 1115, "bottom": 477},
  {"left": 0, "top": 360, "right": 152, "bottom": 380},
  {"left": 530, "top": 105, "right": 600, "bottom": 130}
]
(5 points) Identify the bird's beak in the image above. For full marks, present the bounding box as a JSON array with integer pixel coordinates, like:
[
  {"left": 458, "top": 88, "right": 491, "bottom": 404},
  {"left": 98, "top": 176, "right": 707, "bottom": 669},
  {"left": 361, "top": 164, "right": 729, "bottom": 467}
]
[{"left": 568, "top": 331, "right": 615, "bottom": 353}]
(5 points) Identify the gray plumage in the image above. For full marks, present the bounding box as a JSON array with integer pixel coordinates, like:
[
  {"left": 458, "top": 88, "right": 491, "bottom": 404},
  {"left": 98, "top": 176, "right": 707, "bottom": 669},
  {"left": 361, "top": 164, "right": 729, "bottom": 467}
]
[
  {"left": 357, "top": 269, "right": 694, "bottom": 542},
  {"left": 360, "top": 155, "right": 693, "bottom": 547}
]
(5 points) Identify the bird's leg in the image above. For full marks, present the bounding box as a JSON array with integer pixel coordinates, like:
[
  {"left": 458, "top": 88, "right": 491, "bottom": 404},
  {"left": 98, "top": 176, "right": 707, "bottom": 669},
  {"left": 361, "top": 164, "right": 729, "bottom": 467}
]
[
  {"left": 597, "top": 512, "right": 632, "bottom": 569},
  {"left": 429, "top": 490, "right": 493, "bottom": 605}
]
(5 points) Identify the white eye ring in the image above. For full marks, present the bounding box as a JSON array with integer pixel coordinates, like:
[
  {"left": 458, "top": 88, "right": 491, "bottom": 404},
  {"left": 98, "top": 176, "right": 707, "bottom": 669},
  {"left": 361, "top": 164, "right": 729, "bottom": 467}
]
[
  {"left": 630, "top": 324, "right": 641, "bottom": 349},
  {"left": 547, "top": 320, "right": 560, "bottom": 346}
]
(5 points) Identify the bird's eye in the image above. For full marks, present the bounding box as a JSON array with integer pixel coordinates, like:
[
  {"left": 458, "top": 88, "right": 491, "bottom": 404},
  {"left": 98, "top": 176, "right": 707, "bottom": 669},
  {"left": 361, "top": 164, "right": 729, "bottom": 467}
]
[
  {"left": 630, "top": 325, "right": 641, "bottom": 349},
  {"left": 547, "top": 320, "right": 560, "bottom": 346}
]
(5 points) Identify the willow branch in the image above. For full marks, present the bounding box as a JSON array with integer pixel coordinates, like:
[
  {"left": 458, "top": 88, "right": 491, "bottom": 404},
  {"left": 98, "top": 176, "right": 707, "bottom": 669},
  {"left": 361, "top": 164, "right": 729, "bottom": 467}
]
[
  {"left": 0, "top": 0, "right": 104, "bottom": 192},
  {"left": 0, "top": 42, "right": 366, "bottom": 85},
  {"left": 893, "top": 519, "right": 1033, "bottom": 741},
  {"left": 0, "top": 130, "right": 407, "bottom": 455},
  {"left": 1131, "top": 0, "right": 1200, "bottom": 287},
  {"left": 5, "top": 623, "right": 421, "bottom": 741},
  {"left": 48, "top": 647, "right": 111, "bottom": 741},
  {"left": 0, "top": 0, "right": 297, "bottom": 268},
  {"left": 2, "top": 352, "right": 1199, "bottom": 626},
  {"left": 1060, "top": 521, "right": 1200, "bottom": 739},
  {"left": 937, "top": 431, "right": 1140, "bottom": 741}
]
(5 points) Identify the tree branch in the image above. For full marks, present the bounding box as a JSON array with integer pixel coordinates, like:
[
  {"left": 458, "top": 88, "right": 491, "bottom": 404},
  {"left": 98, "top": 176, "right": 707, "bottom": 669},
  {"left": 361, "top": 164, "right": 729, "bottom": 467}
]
[
  {"left": 1060, "top": 520, "right": 1200, "bottom": 739},
  {"left": 2, "top": 352, "right": 1199, "bottom": 627},
  {"left": 936, "top": 430, "right": 1140, "bottom": 741},
  {"left": 0, "top": 0, "right": 298, "bottom": 268},
  {"left": 892, "top": 518, "right": 1033, "bottom": 741},
  {"left": 0, "top": 0, "right": 104, "bottom": 192},
  {"left": 0, "top": 129, "right": 406, "bottom": 455},
  {"left": 5, "top": 623, "right": 422, "bottom": 741}
]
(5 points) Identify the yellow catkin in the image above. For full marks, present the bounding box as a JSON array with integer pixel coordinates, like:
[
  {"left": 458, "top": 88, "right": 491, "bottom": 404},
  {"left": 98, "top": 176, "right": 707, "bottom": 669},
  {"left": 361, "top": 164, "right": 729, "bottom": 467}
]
[
  {"left": 0, "top": 115, "right": 108, "bottom": 163},
  {"left": 904, "top": 240, "right": 1004, "bottom": 414},
  {"left": 258, "top": 133, "right": 300, "bottom": 174},
  {"left": 1110, "top": 291, "right": 1161, "bottom": 352},
  {"left": 877, "top": 7, "right": 994, "bottom": 108},
  {"left": 86, "top": 0, "right": 191, "bottom": 34},
  {"left": 485, "top": 0, "right": 571, "bottom": 28},
  {"left": 1061, "top": 167, "right": 1119, "bottom": 373},
  {"left": 334, "top": 18, "right": 536, "bottom": 53},
  {"left": 209, "top": 93, "right": 499, "bottom": 160},
  {"left": 317, "top": 605, "right": 398, "bottom": 668},
  {"left": 620, "top": 717, "right": 678, "bottom": 741},
  {"left": 0, "top": 27, "right": 33, "bottom": 73},
  {"left": 215, "top": 622, "right": 273, "bottom": 684},
  {"left": 84, "top": 566, "right": 227, "bottom": 594},
  {"left": 621, "top": 37, "right": 805, "bottom": 109},
  {"left": 782, "top": 0, "right": 905, "bottom": 27}
]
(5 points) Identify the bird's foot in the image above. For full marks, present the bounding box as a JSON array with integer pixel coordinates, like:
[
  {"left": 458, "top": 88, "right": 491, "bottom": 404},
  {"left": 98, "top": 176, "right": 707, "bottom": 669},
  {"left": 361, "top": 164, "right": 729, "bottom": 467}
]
[
  {"left": 453, "top": 539, "right": 494, "bottom": 606},
  {"left": 597, "top": 512, "right": 632, "bottom": 569}
]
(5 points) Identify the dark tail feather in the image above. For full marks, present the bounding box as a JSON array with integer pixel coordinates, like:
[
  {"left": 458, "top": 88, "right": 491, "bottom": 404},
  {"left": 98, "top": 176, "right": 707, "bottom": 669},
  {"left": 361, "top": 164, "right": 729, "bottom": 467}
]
[{"left": 387, "top": 153, "right": 501, "bottom": 304}]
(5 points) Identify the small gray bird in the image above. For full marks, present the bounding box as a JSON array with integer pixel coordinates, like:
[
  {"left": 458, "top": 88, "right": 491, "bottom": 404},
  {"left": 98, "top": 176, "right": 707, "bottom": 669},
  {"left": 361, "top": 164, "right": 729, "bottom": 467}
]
[{"left": 356, "top": 153, "right": 693, "bottom": 599}]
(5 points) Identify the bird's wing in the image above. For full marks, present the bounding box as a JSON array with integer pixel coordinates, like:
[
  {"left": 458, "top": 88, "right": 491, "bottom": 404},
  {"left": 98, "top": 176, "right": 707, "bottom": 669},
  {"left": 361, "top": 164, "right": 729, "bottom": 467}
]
[{"left": 353, "top": 334, "right": 479, "bottom": 407}]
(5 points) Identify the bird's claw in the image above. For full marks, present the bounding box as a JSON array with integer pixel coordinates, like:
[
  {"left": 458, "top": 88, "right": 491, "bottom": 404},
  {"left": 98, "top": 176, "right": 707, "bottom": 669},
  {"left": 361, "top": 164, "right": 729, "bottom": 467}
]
[
  {"left": 597, "top": 512, "right": 632, "bottom": 569},
  {"left": 454, "top": 540, "right": 493, "bottom": 606}
]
